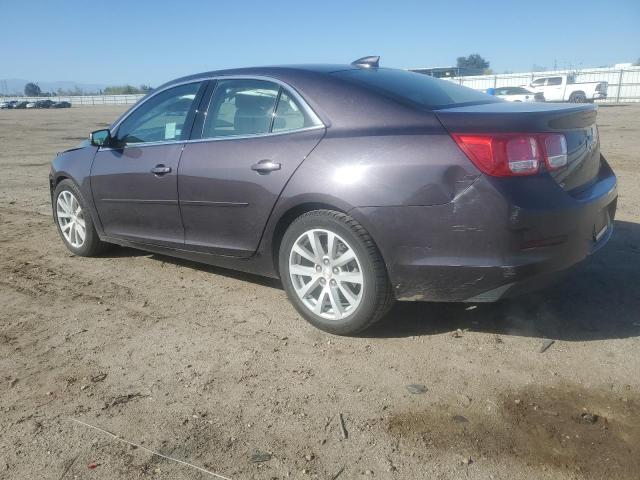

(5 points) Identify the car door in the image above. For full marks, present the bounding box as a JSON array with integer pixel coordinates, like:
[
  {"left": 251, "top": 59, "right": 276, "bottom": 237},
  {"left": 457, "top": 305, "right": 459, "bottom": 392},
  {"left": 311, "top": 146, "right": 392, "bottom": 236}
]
[
  {"left": 178, "top": 78, "right": 325, "bottom": 257},
  {"left": 90, "top": 81, "right": 205, "bottom": 247},
  {"left": 544, "top": 77, "right": 565, "bottom": 101},
  {"left": 529, "top": 78, "right": 547, "bottom": 96}
]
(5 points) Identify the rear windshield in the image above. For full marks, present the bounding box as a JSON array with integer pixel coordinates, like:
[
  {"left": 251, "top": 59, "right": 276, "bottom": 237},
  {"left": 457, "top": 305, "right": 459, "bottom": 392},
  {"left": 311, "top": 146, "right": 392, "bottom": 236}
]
[
  {"left": 505, "top": 87, "right": 530, "bottom": 94},
  {"left": 331, "top": 68, "right": 501, "bottom": 109}
]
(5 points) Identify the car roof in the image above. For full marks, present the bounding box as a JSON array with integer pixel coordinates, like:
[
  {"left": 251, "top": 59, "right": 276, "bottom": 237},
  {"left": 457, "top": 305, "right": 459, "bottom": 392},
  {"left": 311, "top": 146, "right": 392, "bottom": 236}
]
[
  {"left": 115, "top": 64, "right": 443, "bottom": 134},
  {"left": 158, "top": 64, "right": 358, "bottom": 90}
]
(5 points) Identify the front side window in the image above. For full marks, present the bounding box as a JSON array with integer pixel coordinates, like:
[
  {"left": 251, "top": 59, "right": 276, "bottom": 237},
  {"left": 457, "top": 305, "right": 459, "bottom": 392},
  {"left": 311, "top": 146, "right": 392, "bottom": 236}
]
[
  {"left": 531, "top": 78, "right": 546, "bottom": 87},
  {"left": 115, "top": 82, "right": 202, "bottom": 146}
]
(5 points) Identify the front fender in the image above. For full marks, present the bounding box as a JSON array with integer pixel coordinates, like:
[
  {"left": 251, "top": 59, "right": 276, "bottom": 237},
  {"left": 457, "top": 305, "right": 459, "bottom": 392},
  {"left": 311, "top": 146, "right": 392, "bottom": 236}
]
[{"left": 50, "top": 145, "right": 103, "bottom": 235}]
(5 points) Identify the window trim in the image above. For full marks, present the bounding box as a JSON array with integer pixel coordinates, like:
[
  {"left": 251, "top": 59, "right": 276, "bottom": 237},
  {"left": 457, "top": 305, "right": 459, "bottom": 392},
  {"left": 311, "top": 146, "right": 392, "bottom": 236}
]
[
  {"left": 199, "top": 79, "right": 281, "bottom": 140},
  {"left": 106, "top": 80, "right": 207, "bottom": 150},
  {"left": 103, "top": 75, "right": 324, "bottom": 150}
]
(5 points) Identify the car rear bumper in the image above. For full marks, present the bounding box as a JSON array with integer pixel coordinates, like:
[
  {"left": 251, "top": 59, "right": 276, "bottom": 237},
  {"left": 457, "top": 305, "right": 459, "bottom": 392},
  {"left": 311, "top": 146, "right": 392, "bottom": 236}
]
[{"left": 351, "top": 158, "right": 617, "bottom": 302}]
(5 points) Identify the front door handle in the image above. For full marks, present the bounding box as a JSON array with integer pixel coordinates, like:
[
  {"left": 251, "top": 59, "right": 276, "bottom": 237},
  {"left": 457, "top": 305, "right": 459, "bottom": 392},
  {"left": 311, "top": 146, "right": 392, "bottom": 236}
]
[
  {"left": 151, "top": 165, "right": 172, "bottom": 175},
  {"left": 251, "top": 160, "right": 281, "bottom": 174}
]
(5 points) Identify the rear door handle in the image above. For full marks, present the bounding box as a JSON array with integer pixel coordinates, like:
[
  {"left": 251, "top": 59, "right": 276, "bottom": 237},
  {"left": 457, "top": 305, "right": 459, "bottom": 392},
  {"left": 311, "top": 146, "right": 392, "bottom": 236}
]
[
  {"left": 251, "top": 160, "right": 281, "bottom": 174},
  {"left": 151, "top": 165, "right": 172, "bottom": 175}
]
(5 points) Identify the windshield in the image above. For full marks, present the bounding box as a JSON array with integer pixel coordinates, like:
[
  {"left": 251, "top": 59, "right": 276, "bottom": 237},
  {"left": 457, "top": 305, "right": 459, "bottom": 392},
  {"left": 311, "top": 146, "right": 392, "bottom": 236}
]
[{"left": 332, "top": 68, "right": 501, "bottom": 109}]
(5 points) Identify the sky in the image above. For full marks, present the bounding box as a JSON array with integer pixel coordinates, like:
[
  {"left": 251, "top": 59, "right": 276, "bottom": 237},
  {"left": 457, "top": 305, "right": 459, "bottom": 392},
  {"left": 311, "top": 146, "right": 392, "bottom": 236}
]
[{"left": 1, "top": 0, "right": 638, "bottom": 87}]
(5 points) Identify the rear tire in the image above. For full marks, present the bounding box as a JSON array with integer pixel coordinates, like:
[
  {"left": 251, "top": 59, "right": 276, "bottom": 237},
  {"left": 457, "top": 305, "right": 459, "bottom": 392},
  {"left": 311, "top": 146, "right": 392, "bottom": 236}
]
[
  {"left": 53, "top": 179, "right": 110, "bottom": 257},
  {"left": 279, "top": 210, "right": 394, "bottom": 335},
  {"left": 569, "top": 91, "right": 587, "bottom": 103}
]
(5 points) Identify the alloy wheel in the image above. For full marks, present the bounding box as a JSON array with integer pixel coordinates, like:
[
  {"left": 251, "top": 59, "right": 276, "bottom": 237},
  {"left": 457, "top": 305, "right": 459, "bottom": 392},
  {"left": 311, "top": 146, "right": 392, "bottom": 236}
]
[
  {"left": 56, "top": 190, "right": 86, "bottom": 248},
  {"left": 289, "top": 228, "right": 364, "bottom": 320}
]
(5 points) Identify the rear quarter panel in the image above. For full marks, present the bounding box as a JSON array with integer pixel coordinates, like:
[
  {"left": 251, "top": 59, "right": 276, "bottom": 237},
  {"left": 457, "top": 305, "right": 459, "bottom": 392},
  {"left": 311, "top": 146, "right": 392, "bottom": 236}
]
[
  {"left": 278, "top": 128, "right": 479, "bottom": 208},
  {"left": 258, "top": 111, "right": 481, "bottom": 271}
]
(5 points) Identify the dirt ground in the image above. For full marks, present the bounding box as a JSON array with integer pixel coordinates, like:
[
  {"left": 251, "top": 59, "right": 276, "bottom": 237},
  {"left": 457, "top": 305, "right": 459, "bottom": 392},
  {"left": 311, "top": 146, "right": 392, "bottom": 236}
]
[{"left": 1, "top": 104, "right": 639, "bottom": 480}]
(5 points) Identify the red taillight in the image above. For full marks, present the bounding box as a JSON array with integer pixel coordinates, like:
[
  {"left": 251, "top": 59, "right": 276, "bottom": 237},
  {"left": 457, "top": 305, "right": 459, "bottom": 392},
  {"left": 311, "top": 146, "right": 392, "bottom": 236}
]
[
  {"left": 542, "top": 133, "right": 567, "bottom": 170},
  {"left": 452, "top": 133, "right": 567, "bottom": 177}
]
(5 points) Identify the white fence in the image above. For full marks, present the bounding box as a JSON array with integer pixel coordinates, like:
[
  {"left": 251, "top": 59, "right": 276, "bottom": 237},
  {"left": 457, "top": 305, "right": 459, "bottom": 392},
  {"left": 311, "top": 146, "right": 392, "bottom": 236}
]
[
  {"left": 1, "top": 94, "right": 145, "bottom": 106},
  {"left": 4, "top": 67, "right": 640, "bottom": 105},
  {"left": 439, "top": 66, "right": 640, "bottom": 103}
]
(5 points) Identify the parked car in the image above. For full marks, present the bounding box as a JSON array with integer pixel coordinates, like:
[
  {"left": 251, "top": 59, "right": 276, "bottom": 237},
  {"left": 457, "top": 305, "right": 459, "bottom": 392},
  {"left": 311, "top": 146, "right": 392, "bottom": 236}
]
[
  {"left": 51, "top": 101, "right": 71, "bottom": 108},
  {"left": 493, "top": 86, "right": 544, "bottom": 102},
  {"left": 14, "top": 101, "right": 29, "bottom": 109},
  {"left": 0, "top": 101, "right": 10, "bottom": 109},
  {"left": 528, "top": 75, "right": 607, "bottom": 103},
  {"left": 36, "top": 99, "right": 55, "bottom": 108},
  {"left": 25, "top": 102, "right": 37, "bottom": 108},
  {"left": 49, "top": 57, "right": 617, "bottom": 335}
]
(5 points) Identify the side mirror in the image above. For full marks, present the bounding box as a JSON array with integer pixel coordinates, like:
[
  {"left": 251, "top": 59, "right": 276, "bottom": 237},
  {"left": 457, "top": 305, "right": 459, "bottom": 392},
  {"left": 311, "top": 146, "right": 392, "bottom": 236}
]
[{"left": 90, "top": 129, "right": 111, "bottom": 147}]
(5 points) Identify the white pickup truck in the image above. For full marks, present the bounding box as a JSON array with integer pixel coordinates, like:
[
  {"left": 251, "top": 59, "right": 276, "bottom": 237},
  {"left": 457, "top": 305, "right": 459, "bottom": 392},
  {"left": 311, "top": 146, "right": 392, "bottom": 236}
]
[{"left": 527, "top": 74, "right": 607, "bottom": 103}]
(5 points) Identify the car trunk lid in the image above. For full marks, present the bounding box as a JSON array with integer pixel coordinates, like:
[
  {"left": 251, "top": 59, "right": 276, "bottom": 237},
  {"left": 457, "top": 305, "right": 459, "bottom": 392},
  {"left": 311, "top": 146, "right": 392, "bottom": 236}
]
[{"left": 435, "top": 102, "right": 601, "bottom": 194}]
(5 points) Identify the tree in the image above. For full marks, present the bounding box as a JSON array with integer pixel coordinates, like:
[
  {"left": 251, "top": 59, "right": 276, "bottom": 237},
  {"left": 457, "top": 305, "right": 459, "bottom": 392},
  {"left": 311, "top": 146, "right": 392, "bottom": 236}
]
[
  {"left": 456, "top": 54, "right": 489, "bottom": 70},
  {"left": 634, "top": 58, "right": 640, "bottom": 66},
  {"left": 104, "top": 84, "right": 142, "bottom": 94},
  {"left": 24, "top": 82, "right": 41, "bottom": 96}
]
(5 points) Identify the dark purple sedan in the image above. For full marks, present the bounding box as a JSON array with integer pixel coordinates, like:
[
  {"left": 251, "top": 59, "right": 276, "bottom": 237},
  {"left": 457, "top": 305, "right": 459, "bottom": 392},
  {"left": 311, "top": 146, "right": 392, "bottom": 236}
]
[{"left": 49, "top": 57, "right": 617, "bottom": 335}]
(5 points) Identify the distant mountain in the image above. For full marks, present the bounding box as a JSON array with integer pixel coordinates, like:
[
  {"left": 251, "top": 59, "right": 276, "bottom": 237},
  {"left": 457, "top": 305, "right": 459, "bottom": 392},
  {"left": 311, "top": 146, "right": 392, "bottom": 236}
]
[{"left": 0, "top": 78, "right": 108, "bottom": 95}]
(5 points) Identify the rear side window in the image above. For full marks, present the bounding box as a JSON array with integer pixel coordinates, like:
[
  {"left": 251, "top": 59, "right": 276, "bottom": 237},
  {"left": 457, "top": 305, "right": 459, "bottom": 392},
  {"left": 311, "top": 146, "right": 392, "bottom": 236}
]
[
  {"left": 502, "top": 87, "right": 529, "bottom": 94},
  {"left": 331, "top": 68, "right": 501, "bottom": 109},
  {"left": 547, "top": 77, "right": 562, "bottom": 86},
  {"left": 203, "top": 79, "right": 279, "bottom": 138},
  {"left": 202, "top": 79, "right": 321, "bottom": 138},
  {"left": 273, "top": 91, "right": 307, "bottom": 132}
]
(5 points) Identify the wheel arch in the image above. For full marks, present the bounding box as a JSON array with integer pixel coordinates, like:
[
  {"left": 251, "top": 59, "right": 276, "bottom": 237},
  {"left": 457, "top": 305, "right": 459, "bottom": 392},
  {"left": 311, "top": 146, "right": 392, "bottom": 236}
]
[
  {"left": 50, "top": 173, "right": 71, "bottom": 190},
  {"left": 569, "top": 90, "right": 586, "bottom": 102},
  {"left": 269, "top": 201, "right": 349, "bottom": 275},
  {"left": 49, "top": 174, "right": 73, "bottom": 205},
  {"left": 50, "top": 172, "right": 105, "bottom": 238}
]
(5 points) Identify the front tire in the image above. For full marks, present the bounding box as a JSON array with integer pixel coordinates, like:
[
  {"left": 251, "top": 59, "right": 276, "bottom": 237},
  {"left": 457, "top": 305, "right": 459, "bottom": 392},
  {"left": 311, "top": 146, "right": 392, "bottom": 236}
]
[
  {"left": 53, "top": 180, "right": 109, "bottom": 256},
  {"left": 279, "top": 210, "right": 394, "bottom": 335}
]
